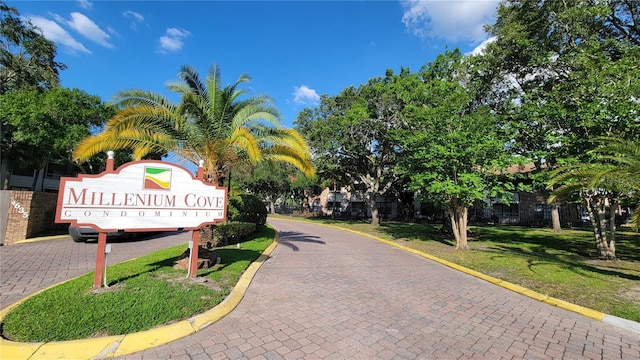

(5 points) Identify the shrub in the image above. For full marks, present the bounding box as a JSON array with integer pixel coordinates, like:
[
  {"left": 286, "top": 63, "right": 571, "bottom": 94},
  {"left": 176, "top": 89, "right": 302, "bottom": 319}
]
[
  {"left": 213, "top": 222, "right": 256, "bottom": 246},
  {"left": 228, "top": 194, "right": 267, "bottom": 226}
]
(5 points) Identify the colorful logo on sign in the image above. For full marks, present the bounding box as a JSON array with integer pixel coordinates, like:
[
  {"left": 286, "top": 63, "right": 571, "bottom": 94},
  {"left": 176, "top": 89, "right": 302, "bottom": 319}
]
[{"left": 144, "top": 167, "right": 171, "bottom": 190}]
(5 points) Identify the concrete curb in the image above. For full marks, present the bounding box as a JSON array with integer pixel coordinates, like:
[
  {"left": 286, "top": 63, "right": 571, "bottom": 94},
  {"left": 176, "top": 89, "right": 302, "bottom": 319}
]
[
  {"left": 309, "top": 220, "right": 640, "bottom": 336},
  {"left": 0, "top": 236, "right": 279, "bottom": 360}
]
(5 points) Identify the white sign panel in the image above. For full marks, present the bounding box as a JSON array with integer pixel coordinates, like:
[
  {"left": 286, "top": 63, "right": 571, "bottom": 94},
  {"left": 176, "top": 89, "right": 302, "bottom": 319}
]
[{"left": 55, "top": 161, "right": 227, "bottom": 232}]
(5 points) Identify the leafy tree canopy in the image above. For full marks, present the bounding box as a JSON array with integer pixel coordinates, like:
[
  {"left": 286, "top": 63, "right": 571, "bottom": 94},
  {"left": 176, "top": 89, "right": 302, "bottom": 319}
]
[
  {"left": 1, "top": 87, "right": 114, "bottom": 172},
  {"left": 295, "top": 70, "right": 414, "bottom": 225},
  {"left": 481, "top": 0, "right": 640, "bottom": 232},
  {"left": 0, "top": 1, "right": 65, "bottom": 94},
  {"left": 394, "top": 50, "right": 514, "bottom": 248}
]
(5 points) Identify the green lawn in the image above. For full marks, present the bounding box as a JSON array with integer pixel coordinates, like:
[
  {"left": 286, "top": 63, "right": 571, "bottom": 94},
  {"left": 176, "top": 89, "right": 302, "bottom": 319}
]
[
  {"left": 277, "top": 215, "right": 640, "bottom": 322},
  {"left": 2, "top": 226, "right": 275, "bottom": 342}
]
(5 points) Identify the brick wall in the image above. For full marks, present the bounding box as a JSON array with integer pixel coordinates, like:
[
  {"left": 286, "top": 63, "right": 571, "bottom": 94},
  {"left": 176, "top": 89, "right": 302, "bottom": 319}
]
[{"left": 3, "top": 191, "right": 61, "bottom": 245}]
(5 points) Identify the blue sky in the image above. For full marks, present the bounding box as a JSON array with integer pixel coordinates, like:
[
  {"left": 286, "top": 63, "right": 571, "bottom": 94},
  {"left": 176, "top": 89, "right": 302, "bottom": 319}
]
[{"left": 12, "top": 0, "right": 499, "bottom": 128}]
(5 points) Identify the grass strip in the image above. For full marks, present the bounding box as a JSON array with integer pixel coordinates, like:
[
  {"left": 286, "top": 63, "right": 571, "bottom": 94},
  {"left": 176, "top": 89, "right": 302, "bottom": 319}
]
[{"left": 2, "top": 227, "right": 275, "bottom": 342}]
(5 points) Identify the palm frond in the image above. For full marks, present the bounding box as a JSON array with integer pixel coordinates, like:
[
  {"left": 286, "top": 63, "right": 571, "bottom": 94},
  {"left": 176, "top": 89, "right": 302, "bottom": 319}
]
[
  {"left": 110, "top": 90, "right": 175, "bottom": 110},
  {"left": 229, "top": 127, "right": 261, "bottom": 163},
  {"left": 74, "top": 63, "right": 314, "bottom": 186},
  {"left": 262, "top": 150, "right": 316, "bottom": 178},
  {"left": 548, "top": 137, "right": 640, "bottom": 208},
  {"left": 179, "top": 64, "right": 207, "bottom": 98}
]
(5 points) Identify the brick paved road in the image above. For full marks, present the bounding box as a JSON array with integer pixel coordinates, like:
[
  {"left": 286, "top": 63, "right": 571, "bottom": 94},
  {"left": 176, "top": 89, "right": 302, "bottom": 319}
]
[
  {"left": 0, "top": 231, "right": 191, "bottom": 309},
  {"left": 111, "top": 219, "right": 640, "bottom": 360}
]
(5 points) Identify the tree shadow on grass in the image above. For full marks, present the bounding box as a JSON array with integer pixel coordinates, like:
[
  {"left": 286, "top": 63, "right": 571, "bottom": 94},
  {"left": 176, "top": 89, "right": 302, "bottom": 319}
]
[
  {"left": 377, "top": 222, "right": 639, "bottom": 262},
  {"left": 484, "top": 244, "right": 640, "bottom": 282},
  {"left": 469, "top": 226, "right": 640, "bottom": 262},
  {"left": 276, "top": 231, "right": 325, "bottom": 252},
  {"left": 377, "top": 222, "right": 455, "bottom": 246},
  {"left": 196, "top": 248, "right": 263, "bottom": 277}
]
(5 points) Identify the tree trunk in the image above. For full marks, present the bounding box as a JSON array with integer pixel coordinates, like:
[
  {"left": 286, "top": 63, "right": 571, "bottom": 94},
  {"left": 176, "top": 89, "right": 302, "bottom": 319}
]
[
  {"left": 448, "top": 209, "right": 460, "bottom": 244},
  {"left": 550, "top": 201, "right": 562, "bottom": 232},
  {"left": 448, "top": 201, "right": 469, "bottom": 250},
  {"left": 369, "top": 196, "right": 379, "bottom": 226},
  {"left": 457, "top": 207, "right": 469, "bottom": 250},
  {"left": 269, "top": 200, "right": 276, "bottom": 214},
  {"left": 608, "top": 200, "right": 616, "bottom": 258},
  {"left": 302, "top": 190, "right": 310, "bottom": 214},
  {"left": 585, "top": 194, "right": 616, "bottom": 260},
  {"left": 595, "top": 198, "right": 614, "bottom": 259}
]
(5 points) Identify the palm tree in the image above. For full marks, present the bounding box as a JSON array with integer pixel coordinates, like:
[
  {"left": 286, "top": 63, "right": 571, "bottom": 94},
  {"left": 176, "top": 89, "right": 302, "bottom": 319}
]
[
  {"left": 592, "top": 138, "right": 640, "bottom": 229},
  {"left": 548, "top": 138, "right": 640, "bottom": 259},
  {"left": 74, "top": 64, "right": 315, "bottom": 185}
]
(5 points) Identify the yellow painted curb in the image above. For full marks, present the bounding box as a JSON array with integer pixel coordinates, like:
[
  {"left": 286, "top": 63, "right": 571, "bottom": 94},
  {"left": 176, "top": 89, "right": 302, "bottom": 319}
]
[
  {"left": 519, "top": 289, "right": 549, "bottom": 302},
  {"left": 499, "top": 281, "right": 532, "bottom": 294},
  {"left": 0, "top": 340, "right": 43, "bottom": 360},
  {"left": 189, "top": 239, "right": 278, "bottom": 332},
  {"left": 283, "top": 219, "right": 609, "bottom": 324},
  {"left": 31, "top": 336, "right": 124, "bottom": 360},
  {"left": 14, "top": 234, "right": 69, "bottom": 244},
  {"left": 0, "top": 236, "right": 279, "bottom": 360},
  {"left": 543, "top": 297, "right": 605, "bottom": 320},
  {"left": 111, "top": 321, "right": 194, "bottom": 357}
]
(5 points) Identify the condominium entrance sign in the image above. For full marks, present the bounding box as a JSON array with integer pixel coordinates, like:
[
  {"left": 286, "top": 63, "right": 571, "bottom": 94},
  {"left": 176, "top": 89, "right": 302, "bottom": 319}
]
[
  {"left": 56, "top": 160, "right": 227, "bottom": 231},
  {"left": 55, "top": 155, "right": 227, "bottom": 287}
]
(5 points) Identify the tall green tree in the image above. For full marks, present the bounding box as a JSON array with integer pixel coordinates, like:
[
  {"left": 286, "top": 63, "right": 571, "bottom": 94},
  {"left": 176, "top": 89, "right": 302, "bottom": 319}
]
[
  {"left": 484, "top": 0, "right": 640, "bottom": 231},
  {"left": 74, "top": 64, "right": 315, "bottom": 186},
  {"left": 235, "top": 161, "right": 319, "bottom": 214},
  {"left": 1, "top": 1, "right": 74, "bottom": 189},
  {"left": 395, "top": 50, "right": 511, "bottom": 249},
  {"left": 296, "top": 69, "right": 412, "bottom": 226},
  {"left": 0, "top": 88, "right": 113, "bottom": 189},
  {"left": 288, "top": 171, "right": 320, "bottom": 214},
  {"left": 236, "top": 161, "right": 296, "bottom": 214},
  {"left": 0, "top": 1, "right": 65, "bottom": 94}
]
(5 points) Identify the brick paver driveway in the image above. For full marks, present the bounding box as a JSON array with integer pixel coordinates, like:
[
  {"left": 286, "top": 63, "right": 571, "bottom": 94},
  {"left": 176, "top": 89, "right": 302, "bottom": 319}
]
[
  {"left": 112, "top": 219, "right": 639, "bottom": 360},
  {"left": 0, "top": 231, "right": 191, "bottom": 309}
]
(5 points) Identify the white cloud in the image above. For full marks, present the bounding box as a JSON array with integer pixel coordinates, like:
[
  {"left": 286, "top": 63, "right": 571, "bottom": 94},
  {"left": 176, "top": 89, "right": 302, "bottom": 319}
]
[
  {"left": 467, "top": 36, "right": 496, "bottom": 56},
  {"left": 123, "top": 10, "right": 144, "bottom": 30},
  {"left": 401, "top": 0, "right": 499, "bottom": 43},
  {"left": 293, "top": 85, "right": 320, "bottom": 105},
  {"left": 77, "top": 0, "right": 93, "bottom": 10},
  {"left": 28, "top": 15, "right": 91, "bottom": 54},
  {"left": 66, "top": 12, "right": 114, "bottom": 48},
  {"left": 159, "top": 27, "right": 191, "bottom": 53},
  {"left": 124, "top": 10, "right": 144, "bottom": 22}
]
